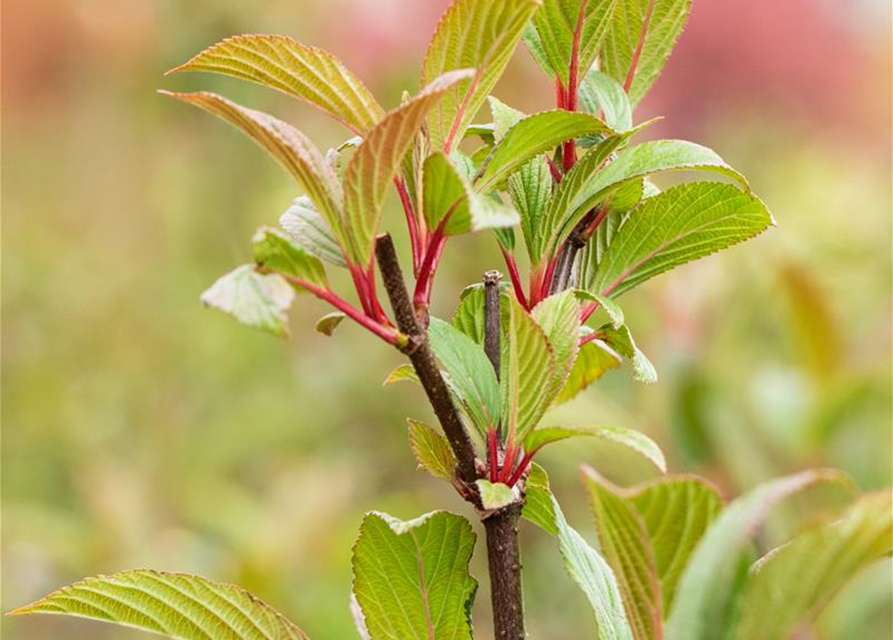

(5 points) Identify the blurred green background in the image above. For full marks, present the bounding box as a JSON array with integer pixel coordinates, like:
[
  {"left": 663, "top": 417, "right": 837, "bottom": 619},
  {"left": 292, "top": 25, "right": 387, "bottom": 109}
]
[{"left": 3, "top": 0, "right": 891, "bottom": 638}]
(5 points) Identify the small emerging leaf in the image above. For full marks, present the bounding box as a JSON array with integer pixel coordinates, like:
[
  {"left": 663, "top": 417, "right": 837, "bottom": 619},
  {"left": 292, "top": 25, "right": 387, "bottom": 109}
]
[
  {"left": 9, "top": 569, "right": 310, "bottom": 640},
  {"left": 252, "top": 226, "right": 327, "bottom": 287},
  {"left": 201, "top": 265, "right": 295, "bottom": 337},
  {"left": 315, "top": 311, "right": 345, "bottom": 336},
  {"left": 477, "top": 480, "right": 519, "bottom": 510},
  {"left": 408, "top": 419, "right": 456, "bottom": 481},
  {"left": 383, "top": 363, "right": 420, "bottom": 385}
]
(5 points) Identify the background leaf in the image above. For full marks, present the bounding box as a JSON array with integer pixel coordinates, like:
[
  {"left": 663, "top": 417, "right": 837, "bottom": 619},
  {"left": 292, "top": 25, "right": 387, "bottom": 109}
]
[
  {"left": 9, "top": 569, "right": 310, "bottom": 640},
  {"left": 352, "top": 511, "right": 477, "bottom": 640},
  {"left": 167, "top": 34, "right": 385, "bottom": 134},
  {"left": 665, "top": 470, "right": 853, "bottom": 640},
  {"left": 200, "top": 265, "right": 295, "bottom": 337},
  {"left": 627, "top": 477, "right": 724, "bottom": 615},
  {"left": 422, "top": 0, "right": 541, "bottom": 151},
  {"left": 602, "top": 0, "right": 693, "bottom": 106},
  {"left": 733, "top": 491, "right": 893, "bottom": 640}
]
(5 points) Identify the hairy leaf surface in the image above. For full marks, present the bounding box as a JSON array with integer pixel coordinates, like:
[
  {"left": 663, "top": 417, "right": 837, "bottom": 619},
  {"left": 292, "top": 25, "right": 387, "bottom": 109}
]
[
  {"left": 602, "top": 0, "right": 692, "bottom": 106},
  {"left": 352, "top": 511, "right": 477, "bottom": 640},
  {"left": 422, "top": 0, "right": 541, "bottom": 151},
  {"left": 10, "top": 569, "right": 310, "bottom": 640},
  {"left": 589, "top": 182, "right": 774, "bottom": 298},
  {"left": 531, "top": 291, "right": 581, "bottom": 401},
  {"left": 343, "top": 70, "right": 473, "bottom": 264},
  {"left": 578, "top": 68, "right": 633, "bottom": 132},
  {"left": 279, "top": 196, "right": 347, "bottom": 267},
  {"left": 167, "top": 34, "right": 385, "bottom": 133},
  {"left": 201, "top": 265, "right": 295, "bottom": 337}
]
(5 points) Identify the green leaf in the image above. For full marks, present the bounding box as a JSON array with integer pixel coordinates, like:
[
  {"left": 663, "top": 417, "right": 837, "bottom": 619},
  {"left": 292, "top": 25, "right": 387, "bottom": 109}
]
[
  {"left": 585, "top": 471, "right": 661, "bottom": 640},
  {"left": 477, "top": 480, "right": 519, "bottom": 510},
  {"left": 383, "top": 364, "right": 420, "bottom": 385},
  {"left": 476, "top": 110, "right": 613, "bottom": 193},
  {"left": 428, "top": 317, "right": 501, "bottom": 435},
  {"left": 167, "top": 35, "right": 384, "bottom": 133},
  {"left": 315, "top": 311, "right": 345, "bottom": 336},
  {"left": 556, "top": 338, "right": 622, "bottom": 403},
  {"left": 602, "top": 0, "right": 693, "bottom": 106},
  {"left": 589, "top": 182, "right": 774, "bottom": 298},
  {"left": 733, "top": 491, "right": 893, "bottom": 640},
  {"left": 553, "top": 139, "right": 751, "bottom": 256},
  {"left": 551, "top": 492, "right": 635, "bottom": 640},
  {"left": 452, "top": 286, "right": 486, "bottom": 344},
  {"left": 665, "top": 469, "right": 853, "bottom": 640},
  {"left": 342, "top": 70, "right": 473, "bottom": 265},
  {"left": 201, "top": 265, "right": 295, "bottom": 337},
  {"left": 578, "top": 68, "right": 633, "bottom": 132},
  {"left": 531, "top": 291, "right": 581, "bottom": 402},
  {"left": 501, "top": 295, "right": 555, "bottom": 443},
  {"left": 522, "top": 21, "right": 555, "bottom": 76},
  {"left": 9, "top": 569, "right": 310, "bottom": 639},
  {"left": 596, "top": 324, "right": 657, "bottom": 384},
  {"left": 279, "top": 196, "right": 347, "bottom": 268},
  {"left": 422, "top": 0, "right": 541, "bottom": 151},
  {"left": 422, "top": 152, "right": 519, "bottom": 236},
  {"left": 352, "top": 511, "right": 477, "bottom": 640},
  {"left": 162, "top": 91, "right": 344, "bottom": 243},
  {"left": 524, "top": 425, "right": 666, "bottom": 472},
  {"left": 408, "top": 419, "right": 456, "bottom": 481},
  {"left": 252, "top": 227, "right": 327, "bottom": 287},
  {"left": 532, "top": 0, "right": 619, "bottom": 86},
  {"left": 522, "top": 463, "right": 559, "bottom": 535},
  {"left": 575, "top": 291, "right": 625, "bottom": 327},
  {"left": 627, "top": 476, "right": 724, "bottom": 615}
]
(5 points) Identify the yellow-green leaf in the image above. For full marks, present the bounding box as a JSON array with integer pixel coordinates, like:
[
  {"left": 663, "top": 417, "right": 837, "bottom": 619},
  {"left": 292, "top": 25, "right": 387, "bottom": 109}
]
[
  {"left": 167, "top": 34, "right": 385, "bottom": 134},
  {"left": 408, "top": 419, "right": 456, "bottom": 481},
  {"left": 525, "top": 425, "right": 666, "bottom": 471},
  {"left": 200, "top": 265, "right": 295, "bottom": 337},
  {"left": 342, "top": 70, "right": 473, "bottom": 265},
  {"left": 9, "top": 569, "right": 310, "bottom": 640},
  {"left": 252, "top": 226, "right": 328, "bottom": 288},
  {"left": 533, "top": 0, "right": 619, "bottom": 85},
  {"left": 422, "top": 0, "right": 541, "bottom": 151}
]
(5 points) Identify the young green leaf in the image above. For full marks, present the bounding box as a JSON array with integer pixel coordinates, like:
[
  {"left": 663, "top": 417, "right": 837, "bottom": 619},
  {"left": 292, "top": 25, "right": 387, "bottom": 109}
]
[
  {"left": 596, "top": 324, "right": 657, "bottom": 383},
  {"left": 522, "top": 463, "right": 559, "bottom": 535},
  {"left": 585, "top": 471, "right": 661, "bottom": 640},
  {"left": 532, "top": 0, "right": 619, "bottom": 86},
  {"left": 166, "top": 34, "right": 385, "bottom": 134},
  {"left": 627, "top": 476, "right": 724, "bottom": 615},
  {"left": 575, "top": 291, "right": 625, "bottom": 327},
  {"left": 279, "top": 196, "right": 347, "bottom": 268},
  {"left": 665, "top": 469, "right": 853, "bottom": 640},
  {"left": 343, "top": 69, "right": 474, "bottom": 265},
  {"left": 524, "top": 425, "right": 666, "bottom": 472},
  {"left": 201, "top": 265, "right": 295, "bottom": 337},
  {"left": 733, "top": 491, "right": 893, "bottom": 640},
  {"left": 422, "top": 0, "right": 541, "bottom": 151},
  {"left": 252, "top": 227, "right": 328, "bottom": 287},
  {"left": 408, "top": 419, "right": 457, "bottom": 481},
  {"left": 555, "top": 338, "right": 622, "bottom": 403},
  {"left": 315, "top": 311, "right": 346, "bottom": 336},
  {"left": 9, "top": 569, "right": 310, "bottom": 640},
  {"left": 162, "top": 91, "right": 343, "bottom": 239},
  {"left": 428, "top": 317, "right": 501, "bottom": 435},
  {"left": 383, "top": 363, "right": 420, "bottom": 385},
  {"left": 352, "top": 511, "right": 478, "bottom": 640},
  {"left": 501, "top": 295, "right": 556, "bottom": 443},
  {"left": 422, "top": 152, "right": 519, "bottom": 236},
  {"left": 531, "top": 291, "right": 581, "bottom": 401},
  {"left": 602, "top": 0, "right": 693, "bottom": 106},
  {"left": 477, "top": 480, "right": 520, "bottom": 510},
  {"left": 522, "top": 21, "right": 555, "bottom": 76},
  {"left": 452, "top": 285, "right": 486, "bottom": 344},
  {"left": 476, "top": 110, "right": 614, "bottom": 193},
  {"left": 589, "top": 182, "right": 774, "bottom": 298},
  {"left": 578, "top": 68, "right": 634, "bottom": 132}
]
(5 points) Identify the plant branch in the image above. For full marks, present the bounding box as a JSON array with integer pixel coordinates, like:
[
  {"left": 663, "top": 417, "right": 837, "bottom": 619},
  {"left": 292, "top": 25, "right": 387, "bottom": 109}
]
[
  {"left": 374, "top": 233, "right": 480, "bottom": 489},
  {"left": 484, "top": 503, "right": 525, "bottom": 640}
]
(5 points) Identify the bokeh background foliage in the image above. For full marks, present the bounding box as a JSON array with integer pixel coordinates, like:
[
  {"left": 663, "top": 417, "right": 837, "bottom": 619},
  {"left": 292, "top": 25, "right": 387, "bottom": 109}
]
[{"left": 3, "top": 0, "right": 891, "bottom": 638}]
